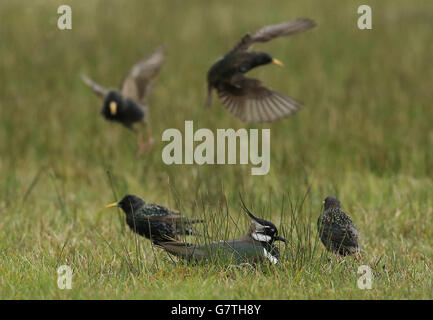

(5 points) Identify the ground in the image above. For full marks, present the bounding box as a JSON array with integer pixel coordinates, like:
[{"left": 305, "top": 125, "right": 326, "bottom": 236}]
[{"left": 0, "top": 0, "right": 432, "bottom": 299}]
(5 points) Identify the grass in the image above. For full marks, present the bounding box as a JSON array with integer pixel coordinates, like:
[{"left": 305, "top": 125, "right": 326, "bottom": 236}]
[{"left": 0, "top": 0, "right": 432, "bottom": 299}]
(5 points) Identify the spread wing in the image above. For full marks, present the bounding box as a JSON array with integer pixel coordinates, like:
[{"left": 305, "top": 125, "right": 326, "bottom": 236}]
[
  {"left": 121, "top": 45, "right": 166, "bottom": 104},
  {"left": 216, "top": 74, "right": 302, "bottom": 123},
  {"left": 232, "top": 18, "right": 316, "bottom": 52},
  {"left": 81, "top": 74, "right": 108, "bottom": 98}
]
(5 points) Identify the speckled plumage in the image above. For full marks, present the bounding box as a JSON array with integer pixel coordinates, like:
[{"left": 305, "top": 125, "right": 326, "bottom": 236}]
[
  {"left": 317, "top": 196, "right": 361, "bottom": 256},
  {"left": 108, "top": 194, "right": 203, "bottom": 243}
]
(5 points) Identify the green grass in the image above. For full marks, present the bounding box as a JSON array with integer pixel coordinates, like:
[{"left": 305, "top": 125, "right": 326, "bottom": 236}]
[{"left": 0, "top": 0, "right": 432, "bottom": 299}]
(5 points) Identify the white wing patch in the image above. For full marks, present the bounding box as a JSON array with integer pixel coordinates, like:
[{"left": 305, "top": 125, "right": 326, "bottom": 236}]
[
  {"left": 251, "top": 233, "right": 272, "bottom": 242},
  {"left": 263, "top": 248, "right": 278, "bottom": 264}
]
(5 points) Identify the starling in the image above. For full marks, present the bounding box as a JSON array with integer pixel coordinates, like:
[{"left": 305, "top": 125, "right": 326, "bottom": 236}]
[
  {"left": 81, "top": 45, "right": 165, "bottom": 155},
  {"left": 317, "top": 196, "right": 362, "bottom": 260},
  {"left": 154, "top": 197, "right": 286, "bottom": 265},
  {"left": 206, "top": 18, "right": 316, "bottom": 123},
  {"left": 105, "top": 194, "right": 203, "bottom": 243}
]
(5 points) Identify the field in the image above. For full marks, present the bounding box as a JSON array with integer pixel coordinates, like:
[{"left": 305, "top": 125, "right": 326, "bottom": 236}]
[{"left": 0, "top": 0, "right": 432, "bottom": 299}]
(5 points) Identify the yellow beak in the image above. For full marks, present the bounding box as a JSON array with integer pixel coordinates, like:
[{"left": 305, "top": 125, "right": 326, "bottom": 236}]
[
  {"left": 322, "top": 200, "right": 325, "bottom": 205},
  {"left": 105, "top": 202, "right": 119, "bottom": 208},
  {"left": 272, "top": 58, "right": 284, "bottom": 67},
  {"left": 109, "top": 101, "right": 117, "bottom": 115}
]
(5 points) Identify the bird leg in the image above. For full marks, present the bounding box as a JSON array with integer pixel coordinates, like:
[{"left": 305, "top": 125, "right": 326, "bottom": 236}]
[
  {"left": 136, "top": 133, "right": 145, "bottom": 156},
  {"left": 135, "top": 122, "right": 154, "bottom": 156},
  {"left": 354, "top": 252, "right": 362, "bottom": 262},
  {"left": 143, "top": 123, "right": 155, "bottom": 149}
]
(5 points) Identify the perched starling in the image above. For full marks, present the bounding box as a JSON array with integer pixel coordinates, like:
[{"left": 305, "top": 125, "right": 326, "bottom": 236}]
[
  {"left": 105, "top": 194, "right": 203, "bottom": 243},
  {"left": 81, "top": 45, "right": 165, "bottom": 155},
  {"left": 317, "top": 196, "right": 362, "bottom": 260},
  {"left": 154, "top": 197, "right": 286, "bottom": 265},
  {"left": 206, "top": 18, "right": 316, "bottom": 123}
]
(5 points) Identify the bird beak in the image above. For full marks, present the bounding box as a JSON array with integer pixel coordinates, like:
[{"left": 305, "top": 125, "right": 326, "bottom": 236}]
[
  {"left": 322, "top": 200, "right": 325, "bottom": 205},
  {"left": 272, "top": 59, "right": 284, "bottom": 67},
  {"left": 105, "top": 202, "right": 119, "bottom": 208},
  {"left": 274, "top": 235, "right": 287, "bottom": 243},
  {"left": 109, "top": 101, "right": 117, "bottom": 115}
]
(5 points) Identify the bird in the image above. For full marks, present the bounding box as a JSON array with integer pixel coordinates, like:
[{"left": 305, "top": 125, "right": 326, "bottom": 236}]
[
  {"left": 153, "top": 196, "right": 287, "bottom": 265},
  {"left": 206, "top": 18, "right": 316, "bottom": 123},
  {"left": 81, "top": 45, "right": 165, "bottom": 156},
  {"left": 105, "top": 194, "right": 203, "bottom": 243},
  {"left": 317, "top": 196, "right": 362, "bottom": 260}
]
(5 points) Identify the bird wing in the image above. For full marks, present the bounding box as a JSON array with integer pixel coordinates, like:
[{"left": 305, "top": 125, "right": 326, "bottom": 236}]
[
  {"left": 322, "top": 222, "right": 359, "bottom": 250},
  {"left": 121, "top": 45, "right": 166, "bottom": 104},
  {"left": 216, "top": 74, "right": 302, "bottom": 123},
  {"left": 155, "top": 240, "right": 249, "bottom": 262},
  {"left": 139, "top": 203, "right": 203, "bottom": 235},
  {"left": 154, "top": 240, "right": 209, "bottom": 260},
  {"left": 139, "top": 202, "right": 177, "bottom": 218},
  {"left": 231, "top": 18, "right": 316, "bottom": 52},
  {"left": 158, "top": 213, "right": 204, "bottom": 236},
  {"left": 146, "top": 221, "right": 177, "bottom": 242},
  {"left": 81, "top": 74, "right": 108, "bottom": 98}
]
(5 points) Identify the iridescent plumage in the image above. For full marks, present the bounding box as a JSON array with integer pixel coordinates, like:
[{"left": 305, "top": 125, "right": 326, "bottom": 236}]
[
  {"left": 106, "top": 194, "right": 203, "bottom": 244},
  {"left": 206, "top": 18, "right": 316, "bottom": 123}
]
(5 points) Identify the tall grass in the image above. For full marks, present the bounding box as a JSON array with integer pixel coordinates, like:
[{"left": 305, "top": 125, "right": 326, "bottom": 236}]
[{"left": 0, "top": 0, "right": 432, "bottom": 299}]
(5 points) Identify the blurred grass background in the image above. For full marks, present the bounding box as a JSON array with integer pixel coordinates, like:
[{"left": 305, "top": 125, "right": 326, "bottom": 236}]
[{"left": 0, "top": 0, "right": 432, "bottom": 299}]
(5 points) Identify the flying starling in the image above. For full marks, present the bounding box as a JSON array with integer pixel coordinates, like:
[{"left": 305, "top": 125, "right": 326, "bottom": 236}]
[
  {"left": 81, "top": 45, "right": 165, "bottom": 155},
  {"left": 206, "top": 18, "right": 316, "bottom": 123},
  {"left": 105, "top": 194, "right": 203, "bottom": 243},
  {"left": 317, "top": 196, "right": 362, "bottom": 260},
  {"left": 154, "top": 197, "right": 286, "bottom": 265}
]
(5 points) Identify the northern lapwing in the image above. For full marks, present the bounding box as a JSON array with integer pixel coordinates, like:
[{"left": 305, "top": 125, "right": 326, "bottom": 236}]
[{"left": 154, "top": 197, "right": 287, "bottom": 265}]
